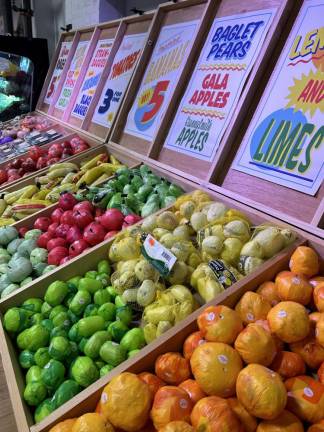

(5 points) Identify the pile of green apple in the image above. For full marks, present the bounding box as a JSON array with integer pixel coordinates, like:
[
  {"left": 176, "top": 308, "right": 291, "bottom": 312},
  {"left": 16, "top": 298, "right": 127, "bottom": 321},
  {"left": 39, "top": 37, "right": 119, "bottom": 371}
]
[{"left": 3, "top": 259, "right": 146, "bottom": 423}]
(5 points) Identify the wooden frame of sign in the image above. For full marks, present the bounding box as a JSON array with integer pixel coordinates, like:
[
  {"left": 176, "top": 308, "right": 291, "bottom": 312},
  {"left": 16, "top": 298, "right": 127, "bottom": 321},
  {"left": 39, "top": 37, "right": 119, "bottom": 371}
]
[{"left": 108, "top": 0, "right": 219, "bottom": 157}]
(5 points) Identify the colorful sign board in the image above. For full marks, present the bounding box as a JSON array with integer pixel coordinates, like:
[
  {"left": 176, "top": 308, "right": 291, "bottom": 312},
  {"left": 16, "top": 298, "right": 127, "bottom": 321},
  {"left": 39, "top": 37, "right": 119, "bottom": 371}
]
[
  {"left": 124, "top": 20, "right": 199, "bottom": 141},
  {"left": 92, "top": 32, "right": 147, "bottom": 128},
  {"left": 164, "top": 9, "right": 276, "bottom": 161},
  {"left": 44, "top": 41, "right": 72, "bottom": 104},
  {"left": 71, "top": 38, "right": 114, "bottom": 119},
  {"left": 55, "top": 40, "right": 89, "bottom": 111},
  {"left": 233, "top": 0, "right": 324, "bottom": 196}
]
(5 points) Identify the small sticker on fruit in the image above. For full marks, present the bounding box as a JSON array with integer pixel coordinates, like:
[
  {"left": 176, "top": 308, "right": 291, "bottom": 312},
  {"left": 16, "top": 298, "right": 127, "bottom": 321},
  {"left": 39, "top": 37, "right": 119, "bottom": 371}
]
[{"left": 141, "top": 234, "right": 177, "bottom": 277}]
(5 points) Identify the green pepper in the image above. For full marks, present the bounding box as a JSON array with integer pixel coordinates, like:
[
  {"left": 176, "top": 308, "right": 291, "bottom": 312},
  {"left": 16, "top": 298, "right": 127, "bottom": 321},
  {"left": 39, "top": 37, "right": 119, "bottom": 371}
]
[
  {"left": 168, "top": 184, "right": 184, "bottom": 197},
  {"left": 107, "top": 193, "right": 122, "bottom": 209}
]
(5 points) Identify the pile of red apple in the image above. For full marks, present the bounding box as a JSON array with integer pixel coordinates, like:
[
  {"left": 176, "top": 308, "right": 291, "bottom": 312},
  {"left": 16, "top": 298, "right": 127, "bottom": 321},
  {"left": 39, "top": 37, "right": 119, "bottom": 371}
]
[
  {"left": 26, "top": 193, "right": 141, "bottom": 266},
  {"left": 0, "top": 137, "right": 89, "bottom": 186}
]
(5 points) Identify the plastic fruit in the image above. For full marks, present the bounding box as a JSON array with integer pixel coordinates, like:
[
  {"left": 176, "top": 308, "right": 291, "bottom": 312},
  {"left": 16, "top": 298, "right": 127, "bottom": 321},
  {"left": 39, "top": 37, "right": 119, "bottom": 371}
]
[
  {"left": 99, "top": 372, "right": 151, "bottom": 431},
  {"left": 151, "top": 386, "right": 193, "bottom": 430},
  {"left": 234, "top": 323, "right": 277, "bottom": 366},
  {"left": 191, "top": 342, "right": 242, "bottom": 397},
  {"left": 256, "top": 410, "right": 303, "bottom": 432},
  {"left": 159, "top": 421, "right": 194, "bottom": 432},
  {"left": 290, "top": 331, "right": 324, "bottom": 369},
  {"left": 275, "top": 271, "right": 312, "bottom": 305},
  {"left": 228, "top": 398, "right": 257, "bottom": 432},
  {"left": 267, "top": 301, "right": 310, "bottom": 343},
  {"left": 183, "top": 331, "right": 206, "bottom": 360},
  {"left": 197, "top": 305, "right": 243, "bottom": 344},
  {"left": 155, "top": 353, "right": 190, "bottom": 385},
  {"left": 191, "top": 396, "right": 241, "bottom": 432},
  {"left": 235, "top": 292, "right": 271, "bottom": 324},
  {"left": 289, "top": 246, "right": 319, "bottom": 277},
  {"left": 179, "top": 379, "right": 206, "bottom": 404},
  {"left": 270, "top": 351, "right": 306, "bottom": 379},
  {"left": 236, "top": 364, "right": 287, "bottom": 420},
  {"left": 314, "top": 283, "right": 324, "bottom": 312},
  {"left": 285, "top": 375, "right": 324, "bottom": 423},
  {"left": 48, "top": 419, "right": 77, "bottom": 432},
  {"left": 138, "top": 372, "right": 165, "bottom": 398},
  {"left": 256, "top": 281, "right": 280, "bottom": 306},
  {"left": 71, "top": 413, "right": 114, "bottom": 432}
]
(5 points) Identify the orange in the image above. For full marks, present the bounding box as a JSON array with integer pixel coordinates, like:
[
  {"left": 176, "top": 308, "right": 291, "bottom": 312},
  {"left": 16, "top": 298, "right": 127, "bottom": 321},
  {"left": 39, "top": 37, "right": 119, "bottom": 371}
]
[
  {"left": 191, "top": 342, "right": 242, "bottom": 397},
  {"left": 254, "top": 320, "right": 284, "bottom": 352},
  {"left": 236, "top": 364, "right": 287, "bottom": 420},
  {"left": 314, "top": 283, "right": 324, "bottom": 312},
  {"left": 179, "top": 379, "right": 206, "bottom": 404},
  {"left": 227, "top": 398, "right": 258, "bottom": 432},
  {"left": 308, "top": 421, "right": 324, "bottom": 432},
  {"left": 310, "top": 312, "right": 322, "bottom": 324},
  {"left": 270, "top": 351, "right": 306, "bottom": 379},
  {"left": 155, "top": 353, "right": 190, "bottom": 385},
  {"left": 191, "top": 396, "right": 242, "bottom": 432},
  {"left": 290, "top": 330, "right": 324, "bottom": 369},
  {"left": 318, "top": 361, "right": 324, "bottom": 384},
  {"left": 183, "top": 331, "right": 206, "bottom": 360},
  {"left": 310, "top": 276, "right": 324, "bottom": 288},
  {"left": 158, "top": 421, "right": 194, "bottom": 432},
  {"left": 289, "top": 246, "right": 319, "bottom": 277},
  {"left": 275, "top": 271, "right": 313, "bottom": 305},
  {"left": 235, "top": 292, "right": 271, "bottom": 324},
  {"left": 100, "top": 372, "right": 151, "bottom": 432},
  {"left": 257, "top": 281, "right": 280, "bottom": 306},
  {"left": 256, "top": 410, "right": 303, "bottom": 432},
  {"left": 49, "top": 419, "right": 77, "bottom": 432},
  {"left": 197, "top": 305, "right": 243, "bottom": 344},
  {"left": 285, "top": 375, "right": 324, "bottom": 423},
  {"left": 138, "top": 372, "right": 165, "bottom": 399},
  {"left": 151, "top": 386, "right": 193, "bottom": 430},
  {"left": 71, "top": 413, "right": 114, "bottom": 432},
  {"left": 267, "top": 301, "right": 310, "bottom": 343},
  {"left": 234, "top": 323, "right": 277, "bottom": 366},
  {"left": 316, "top": 314, "right": 324, "bottom": 347}
]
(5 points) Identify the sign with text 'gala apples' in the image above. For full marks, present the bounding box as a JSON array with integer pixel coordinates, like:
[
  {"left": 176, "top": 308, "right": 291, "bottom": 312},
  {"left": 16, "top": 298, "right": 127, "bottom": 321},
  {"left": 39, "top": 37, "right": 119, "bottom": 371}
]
[
  {"left": 234, "top": 0, "right": 324, "bottom": 196},
  {"left": 71, "top": 38, "right": 114, "bottom": 119},
  {"left": 164, "top": 9, "right": 276, "bottom": 162},
  {"left": 124, "top": 20, "right": 199, "bottom": 141},
  {"left": 44, "top": 41, "right": 72, "bottom": 104},
  {"left": 92, "top": 32, "right": 147, "bottom": 128},
  {"left": 55, "top": 40, "right": 89, "bottom": 111}
]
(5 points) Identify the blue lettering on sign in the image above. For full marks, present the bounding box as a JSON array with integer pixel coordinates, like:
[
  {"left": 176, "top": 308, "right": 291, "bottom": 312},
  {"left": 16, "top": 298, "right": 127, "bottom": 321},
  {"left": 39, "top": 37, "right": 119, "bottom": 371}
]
[{"left": 82, "top": 73, "right": 101, "bottom": 92}]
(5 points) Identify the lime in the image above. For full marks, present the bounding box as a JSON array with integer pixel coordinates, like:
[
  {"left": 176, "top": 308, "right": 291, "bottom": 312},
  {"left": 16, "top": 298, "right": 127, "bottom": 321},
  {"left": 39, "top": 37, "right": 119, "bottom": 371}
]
[
  {"left": 120, "top": 328, "right": 146, "bottom": 352},
  {"left": 100, "top": 364, "right": 114, "bottom": 377},
  {"left": 49, "top": 305, "right": 67, "bottom": 320},
  {"left": 49, "top": 336, "right": 71, "bottom": 361},
  {"left": 22, "top": 298, "right": 43, "bottom": 314},
  {"left": 93, "top": 289, "right": 111, "bottom": 306},
  {"left": 41, "top": 359, "right": 65, "bottom": 390},
  {"left": 97, "top": 260, "right": 110, "bottom": 275},
  {"left": 17, "top": 324, "right": 50, "bottom": 351},
  {"left": 41, "top": 302, "right": 52, "bottom": 318},
  {"left": 116, "top": 305, "right": 132, "bottom": 326},
  {"left": 69, "top": 290, "right": 91, "bottom": 316},
  {"left": 98, "top": 302, "right": 116, "bottom": 322},
  {"left": 108, "top": 321, "right": 128, "bottom": 342},
  {"left": 34, "top": 347, "right": 51, "bottom": 368},
  {"left": 44, "top": 281, "right": 68, "bottom": 306},
  {"left": 78, "top": 278, "right": 103, "bottom": 294},
  {"left": 24, "top": 381, "right": 47, "bottom": 406},
  {"left": 128, "top": 349, "right": 140, "bottom": 358},
  {"left": 71, "top": 356, "right": 99, "bottom": 388},
  {"left": 34, "top": 398, "right": 55, "bottom": 423},
  {"left": 52, "top": 379, "right": 80, "bottom": 409},
  {"left": 19, "top": 350, "right": 35, "bottom": 369},
  {"left": 3, "top": 307, "right": 28, "bottom": 333},
  {"left": 96, "top": 273, "right": 110, "bottom": 287},
  {"left": 99, "top": 341, "right": 126, "bottom": 366},
  {"left": 85, "top": 271, "right": 98, "bottom": 279},
  {"left": 83, "top": 304, "right": 98, "bottom": 317},
  {"left": 26, "top": 365, "right": 42, "bottom": 383},
  {"left": 30, "top": 313, "right": 43, "bottom": 325}
]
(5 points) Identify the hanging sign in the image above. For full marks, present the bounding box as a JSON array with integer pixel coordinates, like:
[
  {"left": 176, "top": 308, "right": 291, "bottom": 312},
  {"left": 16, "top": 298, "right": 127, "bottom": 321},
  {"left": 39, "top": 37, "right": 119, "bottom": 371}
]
[
  {"left": 164, "top": 9, "right": 275, "bottom": 161},
  {"left": 55, "top": 40, "right": 89, "bottom": 111},
  {"left": 44, "top": 41, "right": 72, "bottom": 104},
  {"left": 92, "top": 32, "right": 146, "bottom": 127},
  {"left": 71, "top": 38, "right": 114, "bottom": 119},
  {"left": 124, "top": 20, "right": 199, "bottom": 141},
  {"left": 233, "top": 0, "right": 324, "bottom": 196}
]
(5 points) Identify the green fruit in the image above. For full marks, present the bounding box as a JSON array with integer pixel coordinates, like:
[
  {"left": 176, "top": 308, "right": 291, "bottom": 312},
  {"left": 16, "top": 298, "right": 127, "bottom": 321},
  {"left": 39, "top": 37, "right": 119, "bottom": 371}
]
[
  {"left": 69, "top": 290, "right": 91, "bottom": 316},
  {"left": 34, "top": 398, "right": 55, "bottom": 423},
  {"left": 49, "top": 336, "right": 71, "bottom": 361},
  {"left": 128, "top": 349, "right": 140, "bottom": 358},
  {"left": 26, "top": 365, "right": 42, "bottom": 383},
  {"left": 67, "top": 276, "right": 81, "bottom": 291},
  {"left": 41, "top": 302, "right": 52, "bottom": 318},
  {"left": 83, "top": 304, "right": 99, "bottom": 317},
  {"left": 78, "top": 338, "right": 88, "bottom": 353},
  {"left": 98, "top": 302, "right": 116, "bottom": 322},
  {"left": 100, "top": 364, "right": 114, "bottom": 377},
  {"left": 69, "top": 342, "right": 79, "bottom": 359},
  {"left": 116, "top": 305, "right": 132, "bottom": 326},
  {"left": 68, "top": 323, "right": 82, "bottom": 343},
  {"left": 41, "top": 359, "right": 65, "bottom": 390},
  {"left": 115, "top": 295, "right": 126, "bottom": 308},
  {"left": 108, "top": 321, "right": 128, "bottom": 342},
  {"left": 78, "top": 278, "right": 103, "bottom": 294},
  {"left": 64, "top": 293, "right": 75, "bottom": 308},
  {"left": 22, "top": 298, "right": 43, "bottom": 314},
  {"left": 97, "top": 260, "right": 111, "bottom": 275},
  {"left": 52, "top": 379, "right": 80, "bottom": 409},
  {"left": 85, "top": 271, "right": 98, "bottom": 279},
  {"left": 120, "top": 328, "right": 146, "bottom": 352},
  {"left": 107, "top": 286, "right": 117, "bottom": 300},
  {"left": 19, "top": 350, "right": 35, "bottom": 369},
  {"left": 84, "top": 331, "right": 111, "bottom": 359},
  {"left": 99, "top": 341, "right": 126, "bottom": 366},
  {"left": 41, "top": 319, "right": 54, "bottom": 333},
  {"left": 44, "top": 281, "right": 68, "bottom": 306},
  {"left": 95, "top": 360, "right": 105, "bottom": 370},
  {"left": 67, "top": 310, "right": 79, "bottom": 324},
  {"left": 24, "top": 381, "right": 47, "bottom": 406},
  {"left": 52, "top": 311, "right": 71, "bottom": 329},
  {"left": 17, "top": 324, "right": 50, "bottom": 351},
  {"left": 30, "top": 313, "right": 43, "bottom": 325},
  {"left": 70, "top": 356, "right": 99, "bottom": 388},
  {"left": 49, "top": 305, "right": 68, "bottom": 321},
  {"left": 94, "top": 289, "right": 111, "bottom": 306},
  {"left": 34, "top": 348, "right": 51, "bottom": 368},
  {"left": 51, "top": 326, "right": 68, "bottom": 339},
  {"left": 77, "top": 316, "right": 105, "bottom": 338},
  {"left": 20, "top": 276, "right": 33, "bottom": 287},
  {"left": 96, "top": 273, "right": 110, "bottom": 287},
  {"left": 3, "top": 307, "right": 28, "bottom": 332}
]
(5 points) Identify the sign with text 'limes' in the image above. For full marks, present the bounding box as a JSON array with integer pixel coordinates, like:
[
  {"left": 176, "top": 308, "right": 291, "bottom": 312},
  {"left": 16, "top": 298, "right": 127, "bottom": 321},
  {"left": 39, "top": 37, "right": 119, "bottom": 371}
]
[
  {"left": 92, "top": 33, "right": 146, "bottom": 128},
  {"left": 233, "top": 0, "right": 324, "bottom": 196},
  {"left": 124, "top": 20, "right": 199, "bottom": 142},
  {"left": 164, "top": 9, "right": 275, "bottom": 161},
  {"left": 141, "top": 234, "right": 177, "bottom": 277}
]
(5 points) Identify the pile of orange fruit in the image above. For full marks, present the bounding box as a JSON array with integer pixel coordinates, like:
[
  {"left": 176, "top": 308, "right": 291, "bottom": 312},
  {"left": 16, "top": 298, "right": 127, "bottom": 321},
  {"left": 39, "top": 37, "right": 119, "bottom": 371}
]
[{"left": 50, "top": 246, "right": 324, "bottom": 432}]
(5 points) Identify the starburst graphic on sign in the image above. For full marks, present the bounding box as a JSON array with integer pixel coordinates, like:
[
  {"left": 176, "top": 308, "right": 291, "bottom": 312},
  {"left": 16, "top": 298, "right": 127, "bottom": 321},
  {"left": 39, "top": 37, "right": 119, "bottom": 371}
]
[
  {"left": 286, "top": 69, "right": 324, "bottom": 117},
  {"left": 138, "top": 88, "right": 153, "bottom": 107}
]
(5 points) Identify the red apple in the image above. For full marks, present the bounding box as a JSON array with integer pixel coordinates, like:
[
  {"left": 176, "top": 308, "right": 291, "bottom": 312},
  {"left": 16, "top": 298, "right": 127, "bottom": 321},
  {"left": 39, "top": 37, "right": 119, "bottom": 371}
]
[
  {"left": 18, "top": 227, "right": 28, "bottom": 237},
  {"left": 51, "top": 208, "right": 64, "bottom": 223},
  {"left": 36, "top": 156, "right": 48, "bottom": 169},
  {"left": 66, "top": 226, "right": 83, "bottom": 244},
  {"left": 104, "top": 230, "right": 119, "bottom": 240},
  {"left": 55, "top": 223, "right": 70, "bottom": 238},
  {"left": 48, "top": 143, "right": 63, "bottom": 158},
  {"left": 97, "top": 209, "right": 124, "bottom": 231},
  {"left": 60, "top": 210, "right": 74, "bottom": 225},
  {"left": 83, "top": 222, "right": 106, "bottom": 246},
  {"left": 37, "top": 231, "right": 54, "bottom": 248},
  {"left": 34, "top": 217, "right": 52, "bottom": 231},
  {"left": 47, "top": 237, "right": 67, "bottom": 251},
  {"left": 95, "top": 208, "right": 105, "bottom": 218},
  {"left": 47, "top": 222, "right": 59, "bottom": 236},
  {"left": 72, "top": 209, "right": 93, "bottom": 229},
  {"left": 28, "top": 146, "right": 42, "bottom": 161},
  {"left": 69, "top": 239, "right": 89, "bottom": 257},
  {"left": 48, "top": 246, "right": 68, "bottom": 265},
  {"left": 21, "top": 157, "right": 36, "bottom": 172},
  {"left": 0, "top": 169, "right": 8, "bottom": 184},
  {"left": 73, "top": 201, "right": 94, "bottom": 214},
  {"left": 60, "top": 256, "right": 71, "bottom": 265},
  {"left": 59, "top": 193, "right": 78, "bottom": 211}
]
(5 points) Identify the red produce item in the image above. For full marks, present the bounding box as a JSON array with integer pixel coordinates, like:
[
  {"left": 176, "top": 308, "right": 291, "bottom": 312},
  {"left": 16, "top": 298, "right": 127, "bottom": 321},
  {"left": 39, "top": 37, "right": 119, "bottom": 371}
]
[
  {"left": 73, "top": 209, "right": 93, "bottom": 228},
  {"left": 48, "top": 246, "right": 68, "bottom": 265},
  {"left": 37, "top": 232, "right": 54, "bottom": 248},
  {"left": 83, "top": 222, "right": 106, "bottom": 246},
  {"left": 104, "top": 231, "right": 119, "bottom": 240},
  {"left": 28, "top": 146, "right": 42, "bottom": 161},
  {"left": 60, "top": 256, "right": 71, "bottom": 265},
  {"left": 51, "top": 208, "right": 64, "bottom": 223},
  {"left": 34, "top": 217, "right": 52, "bottom": 231},
  {"left": 18, "top": 227, "right": 28, "bottom": 237},
  {"left": 21, "top": 158, "right": 36, "bottom": 172},
  {"left": 59, "top": 193, "right": 78, "bottom": 211},
  {"left": 47, "top": 237, "right": 67, "bottom": 251},
  {"left": 60, "top": 210, "right": 74, "bottom": 225},
  {"left": 73, "top": 201, "right": 94, "bottom": 214},
  {"left": 66, "top": 226, "right": 83, "bottom": 244},
  {"left": 97, "top": 209, "right": 124, "bottom": 231},
  {"left": 36, "top": 156, "right": 48, "bottom": 169},
  {"left": 55, "top": 223, "right": 70, "bottom": 239},
  {"left": 48, "top": 143, "right": 63, "bottom": 158},
  {"left": 69, "top": 239, "right": 89, "bottom": 257},
  {"left": 0, "top": 169, "right": 8, "bottom": 184}
]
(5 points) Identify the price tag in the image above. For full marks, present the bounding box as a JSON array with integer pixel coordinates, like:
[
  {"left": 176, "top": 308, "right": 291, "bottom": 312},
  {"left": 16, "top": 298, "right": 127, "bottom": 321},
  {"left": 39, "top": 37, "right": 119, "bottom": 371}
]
[{"left": 141, "top": 234, "right": 177, "bottom": 277}]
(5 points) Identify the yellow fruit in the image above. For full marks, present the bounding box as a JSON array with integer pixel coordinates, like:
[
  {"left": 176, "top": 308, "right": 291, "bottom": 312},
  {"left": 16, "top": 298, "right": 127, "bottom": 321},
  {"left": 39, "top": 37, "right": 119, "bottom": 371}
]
[
  {"left": 72, "top": 413, "right": 114, "bottom": 432},
  {"left": 256, "top": 410, "right": 303, "bottom": 432},
  {"left": 227, "top": 398, "right": 257, "bottom": 432},
  {"left": 235, "top": 292, "right": 271, "bottom": 324},
  {"left": 49, "top": 419, "right": 77, "bottom": 432}
]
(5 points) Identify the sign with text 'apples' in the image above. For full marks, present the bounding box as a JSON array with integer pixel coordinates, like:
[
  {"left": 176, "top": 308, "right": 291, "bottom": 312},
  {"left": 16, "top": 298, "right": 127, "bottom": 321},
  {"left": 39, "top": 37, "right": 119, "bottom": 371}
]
[
  {"left": 234, "top": 0, "right": 324, "bottom": 195},
  {"left": 92, "top": 32, "right": 147, "bottom": 128},
  {"left": 124, "top": 20, "right": 199, "bottom": 142},
  {"left": 164, "top": 9, "right": 276, "bottom": 162}
]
